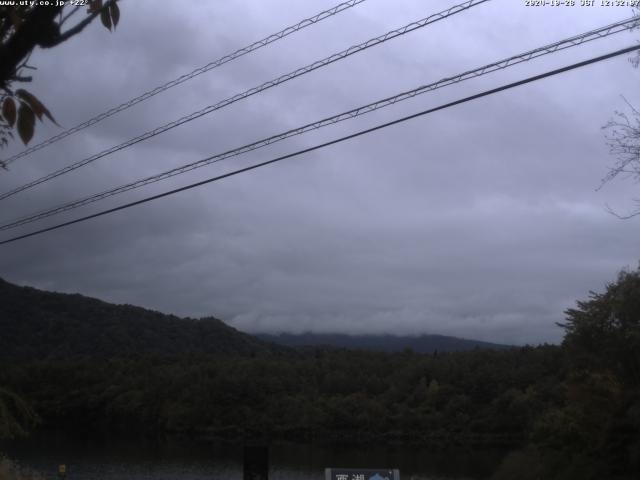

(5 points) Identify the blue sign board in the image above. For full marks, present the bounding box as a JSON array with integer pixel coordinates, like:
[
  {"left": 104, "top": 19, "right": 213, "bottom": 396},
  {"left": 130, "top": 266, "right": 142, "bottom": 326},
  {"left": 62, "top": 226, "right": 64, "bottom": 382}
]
[{"left": 325, "top": 468, "right": 400, "bottom": 480}]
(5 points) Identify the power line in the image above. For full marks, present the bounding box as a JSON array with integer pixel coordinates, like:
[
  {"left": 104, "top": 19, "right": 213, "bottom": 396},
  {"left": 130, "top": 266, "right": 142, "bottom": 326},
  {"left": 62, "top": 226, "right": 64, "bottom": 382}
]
[
  {"left": 0, "top": 0, "right": 490, "bottom": 202},
  {"left": 1, "top": 44, "right": 637, "bottom": 247},
  {"left": 2, "top": 15, "right": 638, "bottom": 232},
  {"left": 1, "top": 0, "right": 367, "bottom": 166}
]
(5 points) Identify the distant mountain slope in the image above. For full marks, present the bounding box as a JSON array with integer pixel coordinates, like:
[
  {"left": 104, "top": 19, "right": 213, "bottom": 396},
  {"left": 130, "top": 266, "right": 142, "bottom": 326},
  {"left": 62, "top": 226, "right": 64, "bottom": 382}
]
[
  {"left": 0, "top": 278, "right": 280, "bottom": 360},
  {"left": 256, "top": 332, "right": 511, "bottom": 353}
]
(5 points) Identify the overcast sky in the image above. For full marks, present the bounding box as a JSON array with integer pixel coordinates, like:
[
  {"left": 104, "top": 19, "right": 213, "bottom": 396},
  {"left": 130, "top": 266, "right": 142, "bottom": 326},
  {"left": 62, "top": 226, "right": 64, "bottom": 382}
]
[{"left": 1, "top": 0, "right": 639, "bottom": 345}]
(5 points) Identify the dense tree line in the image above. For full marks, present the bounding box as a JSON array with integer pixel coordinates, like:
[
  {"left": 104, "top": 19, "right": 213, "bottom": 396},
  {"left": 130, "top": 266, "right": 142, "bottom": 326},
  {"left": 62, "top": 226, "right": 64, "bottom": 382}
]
[
  {"left": 1, "top": 267, "right": 639, "bottom": 478},
  {"left": 257, "top": 332, "right": 510, "bottom": 353},
  {"left": 0, "top": 346, "right": 563, "bottom": 446}
]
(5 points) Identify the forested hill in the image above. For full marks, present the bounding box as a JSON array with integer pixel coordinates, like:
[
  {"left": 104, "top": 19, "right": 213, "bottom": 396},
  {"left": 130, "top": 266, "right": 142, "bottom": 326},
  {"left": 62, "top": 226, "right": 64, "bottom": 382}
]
[
  {"left": 0, "top": 278, "right": 281, "bottom": 360},
  {"left": 257, "top": 332, "right": 511, "bottom": 353},
  {"left": 2, "top": 269, "right": 640, "bottom": 478}
]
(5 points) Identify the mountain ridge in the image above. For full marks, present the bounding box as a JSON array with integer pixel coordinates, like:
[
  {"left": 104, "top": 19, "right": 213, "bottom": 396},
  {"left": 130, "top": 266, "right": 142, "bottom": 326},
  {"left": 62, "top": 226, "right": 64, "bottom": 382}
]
[
  {"left": 0, "top": 277, "right": 510, "bottom": 360},
  {"left": 256, "top": 332, "right": 512, "bottom": 353}
]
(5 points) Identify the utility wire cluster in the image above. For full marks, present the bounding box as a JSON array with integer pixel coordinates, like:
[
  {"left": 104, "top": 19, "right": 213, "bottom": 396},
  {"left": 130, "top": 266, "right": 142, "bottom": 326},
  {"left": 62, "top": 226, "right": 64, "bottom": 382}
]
[
  {"left": 0, "top": 0, "right": 638, "bottom": 244},
  {"left": 2, "top": 14, "right": 638, "bottom": 231},
  {"left": 0, "top": 0, "right": 490, "bottom": 202},
  {"left": 1, "top": 44, "right": 638, "bottom": 247},
  {"left": 0, "top": 0, "right": 367, "bottom": 167}
]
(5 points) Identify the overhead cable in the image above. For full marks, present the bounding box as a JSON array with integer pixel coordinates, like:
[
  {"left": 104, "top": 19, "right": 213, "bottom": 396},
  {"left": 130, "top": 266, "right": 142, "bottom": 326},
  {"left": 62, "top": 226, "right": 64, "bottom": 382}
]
[
  {"left": 2, "top": 15, "right": 638, "bottom": 231},
  {"left": 1, "top": 0, "right": 368, "bottom": 166},
  {"left": 1, "top": 44, "right": 637, "bottom": 246},
  {"left": 0, "top": 0, "right": 490, "bottom": 201}
]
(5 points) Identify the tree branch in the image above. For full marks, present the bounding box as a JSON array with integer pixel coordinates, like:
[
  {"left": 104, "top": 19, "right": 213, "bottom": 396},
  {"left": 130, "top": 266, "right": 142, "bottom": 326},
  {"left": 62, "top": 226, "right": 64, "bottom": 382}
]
[
  {"left": 605, "top": 202, "right": 640, "bottom": 220},
  {"left": 59, "top": 5, "right": 81, "bottom": 27},
  {"left": 55, "top": 0, "right": 117, "bottom": 45},
  {"left": 0, "top": 6, "right": 63, "bottom": 87}
]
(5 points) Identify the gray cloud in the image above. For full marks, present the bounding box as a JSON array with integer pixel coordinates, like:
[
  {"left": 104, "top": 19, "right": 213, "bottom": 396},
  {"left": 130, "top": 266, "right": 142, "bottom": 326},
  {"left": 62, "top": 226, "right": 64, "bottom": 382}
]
[{"left": 1, "top": 0, "right": 639, "bottom": 345}]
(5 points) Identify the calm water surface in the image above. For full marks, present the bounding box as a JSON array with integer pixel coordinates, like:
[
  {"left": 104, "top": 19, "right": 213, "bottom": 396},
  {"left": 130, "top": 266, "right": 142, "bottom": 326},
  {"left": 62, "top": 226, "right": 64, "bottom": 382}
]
[{"left": 2, "top": 434, "right": 508, "bottom": 480}]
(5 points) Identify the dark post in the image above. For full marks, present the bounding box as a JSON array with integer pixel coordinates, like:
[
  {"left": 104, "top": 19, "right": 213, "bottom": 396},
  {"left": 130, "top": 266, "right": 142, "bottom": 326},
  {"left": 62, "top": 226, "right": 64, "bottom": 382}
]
[{"left": 243, "top": 444, "right": 269, "bottom": 480}]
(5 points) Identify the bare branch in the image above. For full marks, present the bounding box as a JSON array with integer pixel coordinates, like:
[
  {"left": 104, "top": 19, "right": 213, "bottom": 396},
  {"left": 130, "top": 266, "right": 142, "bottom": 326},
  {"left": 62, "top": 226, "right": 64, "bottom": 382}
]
[
  {"left": 15, "top": 49, "right": 33, "bottom": 72},
  {"left": 621, "top": 95, "right": 640, "bottom": 116},
  {"left": 605, "top": 202, "right": 640, "bottom": 220},
  {"left": 600, "top": 98, "right": 640, "bottom": 188}
]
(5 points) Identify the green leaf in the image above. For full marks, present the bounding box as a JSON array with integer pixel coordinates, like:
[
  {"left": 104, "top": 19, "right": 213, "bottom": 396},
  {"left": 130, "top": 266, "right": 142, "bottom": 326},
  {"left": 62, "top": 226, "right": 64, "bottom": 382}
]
[
  {"left": 2, "top": 98, "right": 16, "bottom": 127},
  {"left": 100, "top": 6, "right": 112, "bottom": 31},
  {"left": 17, "top": 102, "right": 35, "bottom": 145},
  {"left": 15, "top": 89, "right": 57, "bottom": 125},
  {"left": 110, "top": 2, "right": 120, "bottom": 29}
]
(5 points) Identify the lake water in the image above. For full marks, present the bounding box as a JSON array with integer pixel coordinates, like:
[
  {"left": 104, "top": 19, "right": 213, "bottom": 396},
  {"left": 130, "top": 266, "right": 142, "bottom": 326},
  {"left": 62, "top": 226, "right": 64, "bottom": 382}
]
[{"left": 2, "top": 434, "right": 508, "bottom": 480}]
